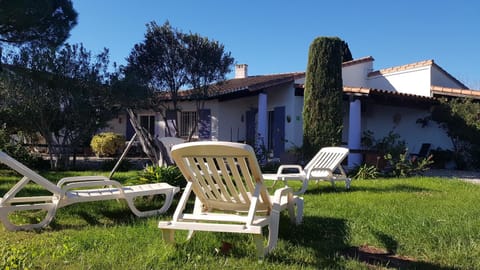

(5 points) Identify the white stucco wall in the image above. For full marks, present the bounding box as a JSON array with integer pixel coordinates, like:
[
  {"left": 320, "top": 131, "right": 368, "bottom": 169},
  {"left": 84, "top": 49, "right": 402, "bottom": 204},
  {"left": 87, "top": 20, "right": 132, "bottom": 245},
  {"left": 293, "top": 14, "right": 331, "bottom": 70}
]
[
  {"left": 367, "top": 67, "right": 432, "bottom": 96},
  {"left": 294, "top": 76, "right": 305, "bottom": 85},
  {"left": 215, "top": 98, "right": 251, "bottom": 142},
  {"left": 264, "top": 83, "right": 304, "bottom": 149},
  {"left": 104, "top": 115, "right": 125, "bottom": 135},
  {"left": 361, "top": 103, "right": 453, "bottom": 152},
  {"left": 431, "top": 65, "right": 466, "bottom": 89},
  {"left": 342, "top": 61, "right": 373, "bottom": 87}
]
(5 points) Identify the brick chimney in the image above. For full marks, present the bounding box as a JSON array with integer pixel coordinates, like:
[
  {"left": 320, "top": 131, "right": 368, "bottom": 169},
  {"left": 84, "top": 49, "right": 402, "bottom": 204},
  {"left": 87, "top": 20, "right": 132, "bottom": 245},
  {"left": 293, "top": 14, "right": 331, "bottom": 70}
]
[{"left": 235, "top": 64, "right": 248, "bottom": 79}]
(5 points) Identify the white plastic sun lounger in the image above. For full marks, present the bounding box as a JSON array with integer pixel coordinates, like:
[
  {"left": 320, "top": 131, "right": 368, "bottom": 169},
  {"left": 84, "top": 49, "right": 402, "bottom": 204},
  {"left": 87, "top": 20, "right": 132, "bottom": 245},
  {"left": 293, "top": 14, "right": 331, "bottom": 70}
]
[
  {"left": 158, "top": 141, "right": 303, "bottom": 259},
  {"left": 263, "top": 147, "right": 351, "bottom": 195},
  {"left": 0, "top": 150, "right": 180, "bottom": 231}
]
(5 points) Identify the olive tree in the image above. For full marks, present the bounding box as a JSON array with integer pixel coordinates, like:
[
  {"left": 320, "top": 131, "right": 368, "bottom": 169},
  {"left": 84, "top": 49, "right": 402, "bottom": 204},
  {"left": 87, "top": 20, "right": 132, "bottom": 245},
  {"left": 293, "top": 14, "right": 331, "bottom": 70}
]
[{"left": 0, "top": 44, "right": 114, "bottom": 168}]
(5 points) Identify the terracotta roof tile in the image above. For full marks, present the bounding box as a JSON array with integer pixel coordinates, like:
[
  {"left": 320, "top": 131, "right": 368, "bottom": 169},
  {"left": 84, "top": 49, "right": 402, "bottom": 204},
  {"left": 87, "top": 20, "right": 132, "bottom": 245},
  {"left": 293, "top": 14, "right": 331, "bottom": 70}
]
[
  {"left": 210, "top": 72, "right": 304, "bottom": 94},
  {"left": 343, "top": 86, "right": 371, "bottom": 94},
  {"left": 158, "top": 72, "right": 305, "bottom": 100},
  {"left": 342, "top": 56, "right": 374, "bottom": 67},
  {"left": 431, "top": 85, "right": 480, "bottom": 98},
  {"left": 343, "top": 86, "right": 435, "bottom": 100},
  {"left": 367, "top": 60, "right": 469, "bottom": 89},
  {"left": 368, "top": 60, "right": 434, "bottom": 77}
]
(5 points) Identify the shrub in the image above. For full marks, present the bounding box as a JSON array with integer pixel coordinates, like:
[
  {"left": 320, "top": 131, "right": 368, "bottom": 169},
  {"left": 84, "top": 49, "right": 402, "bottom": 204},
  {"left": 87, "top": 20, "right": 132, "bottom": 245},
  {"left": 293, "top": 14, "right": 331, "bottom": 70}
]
[
  {"left": 303, "top": 37, "right": 345, "bottom": 160},
  {"left": 130, "top": 165, "right": 185, "bottom": 188},
  {"left": 363, "top": 130, "right": 406, "bottom": 158},
  {"left": 351, "top": 164, "right": 379, "bottom": 180},
  {"left": 261, "top": 161, "right": 281, "bottom": 173},
  {"left": 384, "top": 151, "right": 434, "bottom": 177},
  {"left": 90, "top": 132, "right": 125, "bottom": 157},
  {"left": 0, "top": 126, "right": 44, "bottom": 168}
]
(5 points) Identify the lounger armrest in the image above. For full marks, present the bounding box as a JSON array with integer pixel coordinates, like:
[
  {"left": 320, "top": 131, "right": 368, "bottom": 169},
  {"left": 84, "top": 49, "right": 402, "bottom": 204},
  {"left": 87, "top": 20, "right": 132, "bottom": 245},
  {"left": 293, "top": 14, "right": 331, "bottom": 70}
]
[
  {"left": 61, "top": 180, "right": 124, "bottom": 192},
  {"left": 272, "top": 186, "right": 294, "bottom": 205},
  {"left": 57, "top": 176, "right": 110, "bottom": 188},
  {"left": 275, "top": 165, "right": 304, "bottom": 175}
]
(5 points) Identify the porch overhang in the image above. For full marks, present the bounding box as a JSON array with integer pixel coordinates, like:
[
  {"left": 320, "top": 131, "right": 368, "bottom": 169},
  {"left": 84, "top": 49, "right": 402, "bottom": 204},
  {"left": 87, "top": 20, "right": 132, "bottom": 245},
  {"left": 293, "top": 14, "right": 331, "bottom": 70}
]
[{"left": 294, "top": 85, "right": 438, "bottom": 109}]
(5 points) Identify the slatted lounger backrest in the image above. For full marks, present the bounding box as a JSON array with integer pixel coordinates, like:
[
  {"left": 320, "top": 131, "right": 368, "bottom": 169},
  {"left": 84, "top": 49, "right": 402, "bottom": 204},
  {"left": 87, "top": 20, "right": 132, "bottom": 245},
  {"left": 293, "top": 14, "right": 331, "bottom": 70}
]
[{"left": 171, "top": 141, "right": 272, "bottom": 213}]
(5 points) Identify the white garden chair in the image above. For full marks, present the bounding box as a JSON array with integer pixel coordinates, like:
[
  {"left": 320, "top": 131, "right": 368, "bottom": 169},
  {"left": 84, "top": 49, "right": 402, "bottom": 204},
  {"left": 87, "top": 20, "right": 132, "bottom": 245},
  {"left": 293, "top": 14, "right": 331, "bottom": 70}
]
[
  {"left": 263, "top": 147, "right": 351, "bottom": 195},
  {"left": 158, "top": 141, "right": 303, "bottom": 259},
  {"left": 0, "top": 150, "right": 180, "bottom": 231}
]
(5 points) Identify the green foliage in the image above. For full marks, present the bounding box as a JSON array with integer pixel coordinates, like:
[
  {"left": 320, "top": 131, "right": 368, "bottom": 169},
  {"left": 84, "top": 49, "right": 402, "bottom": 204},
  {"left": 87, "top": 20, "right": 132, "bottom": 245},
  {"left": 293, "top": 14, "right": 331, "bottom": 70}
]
[
  {"left": 131, "top": 165, "right": 185, "bottom": 188},
  {"left": 1, "top": 245, "right": 34, "bottom": 270},
  {"left": 341, "top": 40, "right": 353, "bottom": 62},
  {"left": 90, "top": 132, "right": 125, "bottom": 157},
  {"left": 0, "top": 0, "right": 77, "bottom": 47},
  {"left": 429, "top": 98, "right": 480, "bottom": 169},
  {"left": 303, "top": 37, "right": 344, "bottom": 160},
  {"left": 363, "top": 130, "right": 407, "bottom": 157},
  {"left": 261, "top": 161, "right": 281, "bottom": 174},
  {"left": 361, "top": 130, "right": 433, "bottom": 176},
  {"left": 124, "top": 21, "right": 234, "bottom": 136},
  {"left": 351, "top": 164, "right": 379, "bottom": 180},
  {"left": 0, "top": 125, "right": 46, "bottom": 168},
  {"left": 0, "top": 43, "right": 115, "bottom": 169},
  {"left": 384, "top": 152, "right": 434, "bottom": 177}
]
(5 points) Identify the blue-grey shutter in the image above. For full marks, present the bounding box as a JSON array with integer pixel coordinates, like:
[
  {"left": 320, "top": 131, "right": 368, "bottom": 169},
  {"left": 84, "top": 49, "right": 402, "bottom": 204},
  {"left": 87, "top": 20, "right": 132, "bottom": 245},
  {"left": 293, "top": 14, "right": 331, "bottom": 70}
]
[
  {"left": 165, "top": 110, "right": 177, "bottom": 137},
  {"left": 246, "top": 109, "right": 257, "bottom": 146},
  {"left": 273, "top": 106, "right": 285, "bottom": 157},
  {"left": 198, "top": 109, "right": 211, "bottom": 140}
]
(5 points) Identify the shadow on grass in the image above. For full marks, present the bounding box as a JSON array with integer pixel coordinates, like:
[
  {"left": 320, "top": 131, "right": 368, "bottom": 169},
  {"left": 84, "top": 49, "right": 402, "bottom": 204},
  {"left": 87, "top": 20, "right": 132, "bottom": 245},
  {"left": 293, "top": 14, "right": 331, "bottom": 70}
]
[
  {"left": 305, "top": 184, "right": 432, "bottom": 195},
  {"left": 259, "top": 215, "right": 350, "bottom": 268},
  {"left": 344, "top": 244, "right": 459, "bottom": 270},
  {"left": 48, "top": 196, "right": 184, "bottom": 230},
  {"left": 273, "top": 216, "right": 457, "bottom": 269}
]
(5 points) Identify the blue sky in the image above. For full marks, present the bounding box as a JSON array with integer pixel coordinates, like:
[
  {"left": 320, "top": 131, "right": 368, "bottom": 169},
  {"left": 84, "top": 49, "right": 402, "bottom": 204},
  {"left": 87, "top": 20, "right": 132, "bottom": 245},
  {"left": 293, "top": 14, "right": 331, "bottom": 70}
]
[{"left": 68, "top": 0, "right": 480, "bottom": 88}]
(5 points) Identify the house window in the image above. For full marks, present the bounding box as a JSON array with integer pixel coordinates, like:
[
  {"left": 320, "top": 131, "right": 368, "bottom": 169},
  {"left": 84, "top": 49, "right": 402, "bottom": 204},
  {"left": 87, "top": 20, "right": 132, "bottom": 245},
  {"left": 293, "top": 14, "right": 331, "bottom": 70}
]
[
  {"left": 140, "top": 115, "right": 155, "bottom": 136},
  {"left": 180, "top": 111, "right": 197, "bottom": 137}
]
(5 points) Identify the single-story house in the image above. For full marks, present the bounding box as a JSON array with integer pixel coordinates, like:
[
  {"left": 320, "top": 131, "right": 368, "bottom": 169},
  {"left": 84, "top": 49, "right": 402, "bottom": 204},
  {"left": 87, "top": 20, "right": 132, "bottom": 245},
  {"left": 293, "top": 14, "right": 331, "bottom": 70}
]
[{"left": 105, "top": 57, "right": 480, "bottom": 168}]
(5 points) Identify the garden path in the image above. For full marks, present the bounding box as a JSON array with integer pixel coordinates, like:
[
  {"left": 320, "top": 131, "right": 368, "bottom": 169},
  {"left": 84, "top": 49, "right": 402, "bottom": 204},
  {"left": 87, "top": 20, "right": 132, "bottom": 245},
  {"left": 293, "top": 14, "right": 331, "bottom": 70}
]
[{"left": 424, "top": 169, "right": 480, "bottom": 184}]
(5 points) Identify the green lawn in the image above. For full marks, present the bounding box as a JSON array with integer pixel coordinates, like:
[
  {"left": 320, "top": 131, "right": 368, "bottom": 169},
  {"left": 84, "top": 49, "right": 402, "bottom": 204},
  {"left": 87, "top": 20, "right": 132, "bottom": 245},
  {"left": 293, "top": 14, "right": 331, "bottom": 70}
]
[{"left": 1, "top": 170, "right": 480, "bottom": 269}]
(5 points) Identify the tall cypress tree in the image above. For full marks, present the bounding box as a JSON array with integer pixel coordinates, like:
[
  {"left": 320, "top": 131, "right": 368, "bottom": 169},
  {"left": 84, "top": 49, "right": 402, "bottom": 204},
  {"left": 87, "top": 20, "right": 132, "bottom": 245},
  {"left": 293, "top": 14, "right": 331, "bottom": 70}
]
[{"left": 302, "top": 37, "right": 345, "bottom": 160}]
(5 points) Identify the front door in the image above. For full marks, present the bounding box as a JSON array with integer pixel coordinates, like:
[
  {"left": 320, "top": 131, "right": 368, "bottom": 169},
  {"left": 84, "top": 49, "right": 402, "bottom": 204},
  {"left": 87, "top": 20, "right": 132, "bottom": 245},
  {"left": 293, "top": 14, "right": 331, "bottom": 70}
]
[
  {"left": 272, "top": 106, "right": 285, "bottom": 157},
  {"left": 245, "top": 108, "right": 257, "bottom": 146}
]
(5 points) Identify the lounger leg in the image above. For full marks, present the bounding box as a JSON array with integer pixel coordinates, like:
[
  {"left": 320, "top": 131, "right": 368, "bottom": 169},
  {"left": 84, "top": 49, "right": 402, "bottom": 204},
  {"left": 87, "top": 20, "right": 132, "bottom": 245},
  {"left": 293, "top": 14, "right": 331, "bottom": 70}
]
[
  {"left": 330, "top": 180, "right": 336, "bottom": 189},
  {"left": 187, "top": 197, "right": 202, "bottom": 240},
  {"left": 266, "top": 210, "right": 280, "bottom": 255},
  {"left": 345, "top": 178, "right": 352, "bottom": 189},
  {"left": 0, "top": 203, "right": 58, "bottom": 231},
  {"left": 295, "top": 197, "right": 304, "bottom": 225},
  {"left": 297, "top": 179, "right": 309, "bottom": 195},
  {"left": 124, "top": 188, "right": 178, "bottom": 217},
  {"left": 270, "top": 180, "right": 278, "bottom": 189}
]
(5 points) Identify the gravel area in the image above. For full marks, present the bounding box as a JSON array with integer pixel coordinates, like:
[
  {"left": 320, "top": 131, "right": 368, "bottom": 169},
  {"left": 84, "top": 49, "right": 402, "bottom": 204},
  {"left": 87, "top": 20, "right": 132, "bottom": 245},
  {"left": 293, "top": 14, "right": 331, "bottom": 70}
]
[{"left": 424, "top": 169, "right": 480, "bottom": 184}]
